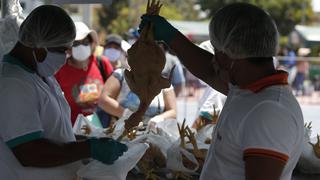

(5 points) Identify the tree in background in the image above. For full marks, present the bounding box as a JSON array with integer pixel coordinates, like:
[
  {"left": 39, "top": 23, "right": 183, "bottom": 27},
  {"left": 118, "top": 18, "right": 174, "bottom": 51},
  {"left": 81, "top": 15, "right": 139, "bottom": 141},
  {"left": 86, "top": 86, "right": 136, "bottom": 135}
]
[
  {"left": 197, "top": 0, "right": 315, "bottom": 35},
  {"left": 94, "top": 0, "right": 202, "bottom": 39}
]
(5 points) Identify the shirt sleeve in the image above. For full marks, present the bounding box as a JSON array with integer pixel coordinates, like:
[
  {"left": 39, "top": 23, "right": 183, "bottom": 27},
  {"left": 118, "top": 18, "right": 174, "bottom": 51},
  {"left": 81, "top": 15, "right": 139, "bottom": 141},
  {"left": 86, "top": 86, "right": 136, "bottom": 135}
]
[
  {"left": 112, "top": 68, "right": 124, "bottom": 82},
  {"left": 239, "top": 101, "right": 299, "bottom": 164},
  {"left": 0, "top": 78, "right": 43, "bottom": 148},
  {"left": 101, "top": 55, "right": 114, "bottom": 77}
]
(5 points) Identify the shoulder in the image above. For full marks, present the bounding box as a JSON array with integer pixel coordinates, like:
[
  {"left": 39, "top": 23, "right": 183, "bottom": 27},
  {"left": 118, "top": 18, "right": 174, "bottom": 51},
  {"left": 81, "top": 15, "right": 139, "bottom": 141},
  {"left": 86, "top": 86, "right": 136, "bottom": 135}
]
[
  {"left": 0, "top": 64, "right": 36, "bottom": 89},
  {"left": 112, "top": 68, "right": 125, "bottom": 79},
  {"left": 0, "top": 76, "right": 38, "bottom": 103},
  {"left": 243, "top": 100, "right": 302, "bottom": 131}
]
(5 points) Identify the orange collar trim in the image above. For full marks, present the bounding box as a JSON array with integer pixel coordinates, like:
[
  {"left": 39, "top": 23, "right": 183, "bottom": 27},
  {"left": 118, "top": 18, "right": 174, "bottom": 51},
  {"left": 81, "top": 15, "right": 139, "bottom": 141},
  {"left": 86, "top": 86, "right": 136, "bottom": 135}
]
[{"left": 241, "top": 71, "right": 288, "bottom": 93}]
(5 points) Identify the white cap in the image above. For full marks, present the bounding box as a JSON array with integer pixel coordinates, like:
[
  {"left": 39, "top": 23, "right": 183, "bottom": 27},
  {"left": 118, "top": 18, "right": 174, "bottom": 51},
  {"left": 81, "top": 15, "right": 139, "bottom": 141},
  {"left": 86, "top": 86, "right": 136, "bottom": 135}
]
[
  {"left": 121, "top": 40, "right": 131, "bottom": 52},
  {"left": 74, "top": 21, "right": 98, "bottom": 45}
]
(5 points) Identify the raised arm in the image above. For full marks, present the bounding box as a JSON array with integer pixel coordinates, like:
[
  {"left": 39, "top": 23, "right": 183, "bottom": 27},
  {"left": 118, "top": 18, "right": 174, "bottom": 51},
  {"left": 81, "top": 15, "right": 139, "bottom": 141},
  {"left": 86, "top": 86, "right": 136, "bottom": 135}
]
[
  {"left": 140, "top": 15, "right": 228, "bottom": 95},
  {"left": 169, "top": 33, "right": 228, "bottom": 94}
]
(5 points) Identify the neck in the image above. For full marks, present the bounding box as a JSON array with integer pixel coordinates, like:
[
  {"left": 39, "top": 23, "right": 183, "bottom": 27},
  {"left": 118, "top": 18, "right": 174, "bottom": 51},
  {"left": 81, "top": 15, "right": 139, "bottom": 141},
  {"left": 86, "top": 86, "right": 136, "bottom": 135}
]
[
  {"left": 9, "top": 42, "right": 37, "bottom": 71},
  {"left": 68, "top": 57, "right": 90, "bottom": 70},
  {"left": 234, "top": 61, "right": 276, "bottom": 87}
]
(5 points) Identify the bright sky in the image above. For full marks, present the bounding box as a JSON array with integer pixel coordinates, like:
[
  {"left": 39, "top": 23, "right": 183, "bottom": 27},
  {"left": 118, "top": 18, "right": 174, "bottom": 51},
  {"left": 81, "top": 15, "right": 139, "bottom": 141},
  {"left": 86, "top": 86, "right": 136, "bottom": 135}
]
[{"left": 313, "top": 0, "right": 320, "bottom": 12}]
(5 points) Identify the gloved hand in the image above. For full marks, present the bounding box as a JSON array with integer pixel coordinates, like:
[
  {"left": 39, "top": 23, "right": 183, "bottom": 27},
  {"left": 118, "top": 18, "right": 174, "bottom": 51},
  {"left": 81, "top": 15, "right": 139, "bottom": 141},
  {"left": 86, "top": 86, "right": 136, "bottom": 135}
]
[
  {"left": 88, "top": 137, "right": 128, "bottom": 165},
  {"left": 139, "top": 15, "right": 178, "bottom": 44}
]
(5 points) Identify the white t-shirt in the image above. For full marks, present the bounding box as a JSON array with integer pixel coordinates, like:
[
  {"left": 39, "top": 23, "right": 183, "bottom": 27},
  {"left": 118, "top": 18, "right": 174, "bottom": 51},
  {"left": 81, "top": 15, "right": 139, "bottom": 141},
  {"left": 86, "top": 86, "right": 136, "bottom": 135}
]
[
  {"left": 0, "top": 55, "right": 81, "bottom": 180},
  {"left": 200, "top": 72, "right": 304, "bottom": 180}
]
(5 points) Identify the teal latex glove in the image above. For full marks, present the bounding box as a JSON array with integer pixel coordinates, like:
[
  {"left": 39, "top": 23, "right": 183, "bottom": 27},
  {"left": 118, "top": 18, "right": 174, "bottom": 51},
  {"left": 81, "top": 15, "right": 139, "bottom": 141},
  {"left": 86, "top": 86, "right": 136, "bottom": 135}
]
[
  {"left": 139, "top": 15, "right": 178, "bottom": 44},
  {"left": 89, "top": 137, "right": 128, "bottom": 165}
]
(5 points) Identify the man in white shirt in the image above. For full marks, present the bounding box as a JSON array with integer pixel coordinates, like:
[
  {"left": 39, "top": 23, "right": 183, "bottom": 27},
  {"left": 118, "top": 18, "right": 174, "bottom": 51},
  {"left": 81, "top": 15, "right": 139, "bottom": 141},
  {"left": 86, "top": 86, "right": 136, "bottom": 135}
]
[
  {"left": 0, "top": 5, "right": 127, "bottom": 180},
  {"left": 140, "top": 2, "right": 304, "bottom": 180}
]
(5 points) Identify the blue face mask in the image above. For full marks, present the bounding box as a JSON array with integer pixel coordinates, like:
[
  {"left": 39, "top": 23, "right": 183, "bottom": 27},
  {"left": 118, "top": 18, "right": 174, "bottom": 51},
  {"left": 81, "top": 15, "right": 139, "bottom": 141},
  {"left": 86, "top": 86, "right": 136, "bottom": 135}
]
[
  {"left": 33, "top": 48, "right": 66, "bottom": 77},
  {"left": 103, "top": 48, "right": 121, "bottom": 62}
]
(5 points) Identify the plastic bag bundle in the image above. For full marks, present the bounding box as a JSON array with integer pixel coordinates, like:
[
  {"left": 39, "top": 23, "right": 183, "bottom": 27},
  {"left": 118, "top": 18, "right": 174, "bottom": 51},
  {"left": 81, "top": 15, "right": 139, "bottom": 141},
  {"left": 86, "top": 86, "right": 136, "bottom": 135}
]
[
  {"left": 195, "top": 124, "right": 215, "bottom": 143},
  {"left": 166, "top": 142, "right": 199, "bottom": 173},
  {"left": 77, "top": 142, "right": 149, "bottom": 180},
  {"left": 154, "top": 119, "right": 181, "bottom": 142},
  {"left": 73, "top": 114, "right": 105, "bottom": 137},
  {"left": 296, "top": 125, "right": 320, "bottom": 174},
  {"left": 297, "top": 136, "right": 320, "bottom": 174},
  {"left": 0, "top": 0, "right": 24, "bottom": 59},
  {"left": 131, "top": 133, "right": 172, "bottom": 159}
]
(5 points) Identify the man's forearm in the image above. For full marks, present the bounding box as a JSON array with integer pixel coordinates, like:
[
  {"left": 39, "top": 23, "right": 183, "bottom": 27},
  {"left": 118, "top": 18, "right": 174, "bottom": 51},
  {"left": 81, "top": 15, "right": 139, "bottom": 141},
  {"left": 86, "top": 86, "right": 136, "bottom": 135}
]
[
  {"left": 12, "top": 139, "right": 90, "bottom": 167},
  {"left": 169, "top": 32, "right": 229, "bottom": 95}
]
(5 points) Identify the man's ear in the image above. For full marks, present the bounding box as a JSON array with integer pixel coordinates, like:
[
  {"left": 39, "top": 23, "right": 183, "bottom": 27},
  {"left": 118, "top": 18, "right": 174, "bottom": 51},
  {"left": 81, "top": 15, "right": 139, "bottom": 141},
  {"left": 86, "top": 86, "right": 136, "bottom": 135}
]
[
  {"left": 215, "top": 51, "right": 233, "bottom": 67},
  {"left": 33, "top": 48, "right": 47, "bottom": 62}
]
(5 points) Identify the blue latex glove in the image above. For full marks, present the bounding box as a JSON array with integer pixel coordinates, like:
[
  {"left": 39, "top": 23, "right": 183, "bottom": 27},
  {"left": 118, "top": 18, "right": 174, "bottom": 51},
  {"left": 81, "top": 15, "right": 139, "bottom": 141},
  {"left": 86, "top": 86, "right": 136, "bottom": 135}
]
[
  {"left": 139, "top": 15, "right": 178, "bottom": 44},
  {"left": 89, "top": 137, "right": 128, "bottom": 164}
]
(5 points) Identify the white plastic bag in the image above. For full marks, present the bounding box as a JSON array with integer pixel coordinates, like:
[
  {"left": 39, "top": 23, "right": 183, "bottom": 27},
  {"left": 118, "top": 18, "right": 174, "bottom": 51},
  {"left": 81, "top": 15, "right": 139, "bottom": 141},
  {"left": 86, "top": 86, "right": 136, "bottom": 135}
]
[
  {"left": 77, "top": 142, "right": 149, "bottom": 180},
  {"left": 0, "top": 0, "right": 24, "bottom": 59},
  {"left": 154, "top": 119, "right": 181, "bottom": 141},
  {"left": 297, "top": 135, "right": 320, "bottom": 174},
  {"left": 73, "top": 114, "right": 105, "bottom": 137},
  {"left": 196, "top": 124, "right": 215, "bottom": 143},
  {"left": 166, "top": 142, "right": 199, "bottom": 173},
  {"left": 131, "top": 133, "right": 172, "bottom": 159}
]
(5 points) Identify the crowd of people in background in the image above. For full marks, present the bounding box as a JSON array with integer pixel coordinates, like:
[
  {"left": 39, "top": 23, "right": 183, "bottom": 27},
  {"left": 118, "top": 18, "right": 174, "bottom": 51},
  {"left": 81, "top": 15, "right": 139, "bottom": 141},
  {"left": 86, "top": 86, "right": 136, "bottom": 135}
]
[
  {"left": 276, "top": 45, "right": 320, "bottom": 96},
  {"left": 52, "top": 20, "right": 320, "bottom": 129},
  {"left": 1, "top": 3, "right": 318, "bottom": 179}
]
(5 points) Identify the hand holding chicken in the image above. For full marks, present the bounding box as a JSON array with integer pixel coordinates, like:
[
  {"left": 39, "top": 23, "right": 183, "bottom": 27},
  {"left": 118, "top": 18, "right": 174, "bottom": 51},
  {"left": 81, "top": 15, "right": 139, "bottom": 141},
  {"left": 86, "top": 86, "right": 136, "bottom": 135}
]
[{"left": 124, "top": 0, "right": 172, "bottom": 132}]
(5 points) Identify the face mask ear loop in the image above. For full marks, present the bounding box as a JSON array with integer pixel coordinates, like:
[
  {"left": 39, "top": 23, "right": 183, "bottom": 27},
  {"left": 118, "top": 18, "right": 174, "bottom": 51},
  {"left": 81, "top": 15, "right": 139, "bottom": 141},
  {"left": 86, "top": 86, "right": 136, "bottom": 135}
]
[
  {"left": 229, "top": 60, "right": 235, "bottom": 71},
  {"left": 32, "top": 50, "right": 39, "bottom": 63}
]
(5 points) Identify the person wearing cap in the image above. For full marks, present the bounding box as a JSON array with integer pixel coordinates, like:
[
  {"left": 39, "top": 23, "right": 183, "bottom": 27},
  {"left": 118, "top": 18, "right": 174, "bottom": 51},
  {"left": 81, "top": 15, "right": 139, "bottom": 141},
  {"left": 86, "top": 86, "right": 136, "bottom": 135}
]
[
  {"left": 140, "top": 2, "right": 303, "bottom": 180},
  {"left": 191, "top": 40, "right": 226, "bottom": 130},
  {"left": 0, "top": 6, "right": 127, "bottom": 180},
  {"left": 98, "top": 39, "right": 177, "bottom": 129},
  {"left": 157, "top": 41, "right": 186, "bottom": 97},
  {"left": 55, "top": 21, "right": 114, "bottom": 125},
  {"left": 103, "top": 34, "right": 130, "bottom": 70}
]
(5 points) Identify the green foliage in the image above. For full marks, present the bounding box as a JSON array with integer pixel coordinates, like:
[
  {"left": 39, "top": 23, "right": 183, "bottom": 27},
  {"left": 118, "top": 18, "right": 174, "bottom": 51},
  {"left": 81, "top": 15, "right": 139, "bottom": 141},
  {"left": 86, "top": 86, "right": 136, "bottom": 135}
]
[
  {"left": 197, "top": 0, "right": 315, "bottom": 35},
  {"left": 94, "top": 0, "right": 201, "bottom": 36},
  {"left": 96, "top": 0, "right": 128, "bottom": 34},
  {"left": 279, "top": 36, "right": 288, "bottom": 47}
]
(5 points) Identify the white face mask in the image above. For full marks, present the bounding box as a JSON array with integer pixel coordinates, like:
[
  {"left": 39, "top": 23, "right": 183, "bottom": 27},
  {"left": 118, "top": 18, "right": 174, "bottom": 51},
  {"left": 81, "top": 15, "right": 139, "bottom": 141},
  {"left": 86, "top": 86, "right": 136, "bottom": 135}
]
[
  {"left": 33, "top": 49, "right": 67, "bottom": 77},
  {"left": 104, "top": 48, "right": 121, "bottom": 62},
  {"left": 72, "top": 45, "right": 91, "bottom": 61}
]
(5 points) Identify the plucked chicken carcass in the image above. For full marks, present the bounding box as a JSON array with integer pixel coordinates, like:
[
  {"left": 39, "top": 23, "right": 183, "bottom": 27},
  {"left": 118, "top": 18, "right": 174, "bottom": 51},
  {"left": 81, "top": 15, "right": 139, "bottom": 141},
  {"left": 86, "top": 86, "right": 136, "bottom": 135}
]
[{"left": 124, "top": 0, "right": 172, "bottom": 132}]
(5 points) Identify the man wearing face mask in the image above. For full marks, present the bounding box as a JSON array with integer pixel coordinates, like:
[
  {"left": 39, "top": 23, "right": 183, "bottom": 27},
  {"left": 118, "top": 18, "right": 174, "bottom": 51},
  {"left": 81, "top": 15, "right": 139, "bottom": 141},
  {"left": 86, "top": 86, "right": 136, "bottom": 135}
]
[
  {"left": 103, "top": 34, "right": 130, "bottom": 70},
  {"left": 0, "top": 5, "right": 127, "bottom": 180},
  {"left": 55, "top": 21, "right": 114, "bottom": 125},
  {"left": 140, "top": 2, "right": 303, "bottom": 180}
]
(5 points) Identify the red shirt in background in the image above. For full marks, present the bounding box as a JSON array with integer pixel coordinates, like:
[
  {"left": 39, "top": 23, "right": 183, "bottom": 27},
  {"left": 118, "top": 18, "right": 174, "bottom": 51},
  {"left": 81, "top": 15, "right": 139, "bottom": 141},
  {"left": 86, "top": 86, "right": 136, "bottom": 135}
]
[{"left": 55, "top": 55, "right": 113, "bottom": 124}]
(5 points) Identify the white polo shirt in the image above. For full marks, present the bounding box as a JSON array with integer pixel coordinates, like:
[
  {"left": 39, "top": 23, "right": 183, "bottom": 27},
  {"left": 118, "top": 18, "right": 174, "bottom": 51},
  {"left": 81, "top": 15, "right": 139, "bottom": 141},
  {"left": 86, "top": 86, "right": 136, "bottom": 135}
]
[
  {"left": 200, "top": 71, "right": 304, "bottom": 180},
  {"left": 0, "top": 54, "right": 81, "bottom": 180}
]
